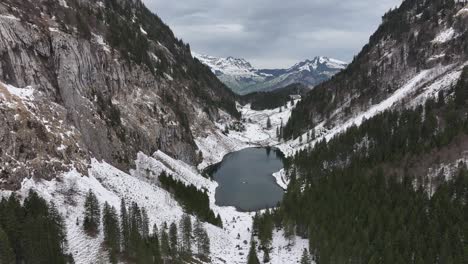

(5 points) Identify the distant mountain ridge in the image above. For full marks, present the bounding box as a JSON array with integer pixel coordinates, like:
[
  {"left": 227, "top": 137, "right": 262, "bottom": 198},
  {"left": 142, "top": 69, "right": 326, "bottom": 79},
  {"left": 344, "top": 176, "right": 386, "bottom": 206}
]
[{"left": 193, "top": 52, "right": 347, "bottom": 95}]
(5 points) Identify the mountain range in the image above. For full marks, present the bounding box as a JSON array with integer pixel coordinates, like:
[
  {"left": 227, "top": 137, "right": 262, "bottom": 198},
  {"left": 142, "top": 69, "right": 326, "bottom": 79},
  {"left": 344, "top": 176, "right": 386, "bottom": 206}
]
[
  {"left": 1, "top": 0, "right": 468, "bottom": 263},
  {"left": 193, "top": 52, "right": 347, "bottom": 94}
]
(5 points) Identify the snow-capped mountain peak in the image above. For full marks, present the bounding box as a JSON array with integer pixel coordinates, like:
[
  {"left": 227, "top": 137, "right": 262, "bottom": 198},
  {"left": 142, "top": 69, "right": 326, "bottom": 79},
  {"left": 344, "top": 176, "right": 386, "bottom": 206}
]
[
  {"left": 291, "top": 56, "right": 348, "bottom": 72},
  {"left": 193, "top": 52, "right": 258, "bottom": 77},
  {"left": 193, "top": 52, "right": 348, "bottom": 94}
]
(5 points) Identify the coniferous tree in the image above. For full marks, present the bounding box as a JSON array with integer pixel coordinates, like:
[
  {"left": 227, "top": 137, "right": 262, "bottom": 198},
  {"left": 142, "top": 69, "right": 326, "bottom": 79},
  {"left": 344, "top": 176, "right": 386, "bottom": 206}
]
[
  {"left": 160, "top": 222, "right": 170, "bottom": 259},
  {"left": 258, "top": 210, "right": 273, "bottom": 251},
  {"left": 266, "top": 117, "right": 272, "bottom": 129},
  {"left": 103, "top": 202, "right": 121, "bottom": 263},
  {"left": 455, "top": 66, "right": 468, "bottom": 107},
  {"left": 300, "top": 248, "right": 311, "bottom": 264},
  {"left": 49, "top": 202, "right": 67, "bottom": 250},
  {"left": 247, "top": 240, "right": 260, "bottom": 264},
  {"left": 169, "top": 222, "right": 178, "bottom": 257},
  {"left": 120, "top": 198, "right": 130, "bottom": 255},
  {"left": 194, "top": 218, "right": 203, "bottom": 255},
  {"left": 83, "top": 190, "right": 101, "bottom": 236},
  {"left": 1, "top": 191, "right": 70, "bottom": 264},
  {"left": 129, "top": 202, "right": 142, "bottom": 258},
  {"left": 159, "top": 172, "right": 221, "bottom": 226},
  {"left": 283, "top": 219, "right": 295, "bottom": 246},
  {"left": 141, "top": 208, "right": 150, "bottom": 239},
  {"left": 180, "top": 214, "right": 192, "bottom": 255},
  {"left": 0, "top": 227, "right": 15, "bottom": 264},
  {"left": 200, "top": 229, "right": 211, "bottom": 261},
  {"left": 149, "top": 229, "right": 162, "bottom": 264},
  {"left": 263, "top": 249, "right": 270, "bottom": 263},
  {"left": 193, "top": 218, "right": 211, "bottom": 260}
]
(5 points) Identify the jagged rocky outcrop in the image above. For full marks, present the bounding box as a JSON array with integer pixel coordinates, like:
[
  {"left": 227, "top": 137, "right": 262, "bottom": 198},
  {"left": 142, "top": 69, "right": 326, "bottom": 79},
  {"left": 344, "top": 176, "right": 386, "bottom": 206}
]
[
  {"left": 0, "top": 0, "right": 239, "bottom": 189},
  {"left": 285, "top": 0, "right": 468, "bottom": 138}
]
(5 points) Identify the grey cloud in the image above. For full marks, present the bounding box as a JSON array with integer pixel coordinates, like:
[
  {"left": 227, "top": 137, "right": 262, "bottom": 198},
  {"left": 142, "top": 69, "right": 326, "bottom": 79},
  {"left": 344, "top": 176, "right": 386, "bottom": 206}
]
[{"left": 143, "top": 0, "right": 402, "bottom": 68}]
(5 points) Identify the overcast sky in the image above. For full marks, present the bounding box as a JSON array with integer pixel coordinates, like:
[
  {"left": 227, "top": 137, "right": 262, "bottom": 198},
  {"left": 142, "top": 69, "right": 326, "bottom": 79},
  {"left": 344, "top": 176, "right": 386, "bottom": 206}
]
[{"left": 142, "top": 0, "right": 402, "bottom": 69}]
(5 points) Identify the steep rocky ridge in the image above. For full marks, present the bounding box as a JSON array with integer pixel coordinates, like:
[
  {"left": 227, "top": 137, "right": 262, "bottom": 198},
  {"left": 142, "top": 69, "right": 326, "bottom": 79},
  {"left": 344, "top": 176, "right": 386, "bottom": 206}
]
[
  {"left": 285, "top": 0, "right": 468, "bottom": 139},
  {"left": 0, "top": 0, "right": 239, "bottom": 189}
]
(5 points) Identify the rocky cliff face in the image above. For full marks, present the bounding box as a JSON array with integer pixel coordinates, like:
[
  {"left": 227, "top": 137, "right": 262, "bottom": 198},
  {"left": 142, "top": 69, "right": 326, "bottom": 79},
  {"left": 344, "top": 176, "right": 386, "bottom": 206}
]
[
  {"left": 0, "top": 0, "right": 239, "bottom": 189},
  {"left": 285, "top": 0, "right": 468, "bottom": 138}
]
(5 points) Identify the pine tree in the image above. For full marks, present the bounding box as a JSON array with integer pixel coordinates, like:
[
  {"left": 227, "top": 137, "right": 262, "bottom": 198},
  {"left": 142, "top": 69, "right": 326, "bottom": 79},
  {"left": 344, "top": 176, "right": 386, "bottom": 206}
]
[
  {"left": 0, "top": 227, "right": 15, "bottom": 264},
  {"left": 141, "top": 208, "right": 149, "bottom": 239},
  {"left": 160, "top": 222, "right": 170, "bottom": 259},
  {"left": 129, "top": 202, "right": 142, "bottom": 258},
  {"left": 247, "top": 240, "right": 260, "bottom": 264},
  {"left": 200, "top": 229, "right": 211, "bottom": 261},
  {"left": 266, "top": 117, "right": 272, "bottom": 129},
  {"left": 455, "top": 67, "right": 468, "bottom": 107},
  {"left": 283, "top": 219, "right": 295, "bottom": 246},
  {"left": 49, "top": 202, "right": 67, "bottom": 250},
  {"left": 120, "top": 198, "right": 130, "bottom": 255},
  {"left": 194, "top": 218, "right": 203, "bottom": 255},
  {"left": 169, "top": 222, "right": 178, "bottom": 257},
  {"left": 103, "top": 202, "right": 121, "bottom": 263},
  {"left": 193, "top": 218, "right": 210, "bottom": 260},
  {"left": 263, "top": 249, "right": 270, "bottom": 263},
  {"left": 300, "top": 248, "right": 311, "bottom": 264},
  {"left": 149, "top": 230, "right": 162, "bottom": 264},
  {"left": 180, "top": 214, "right": 192, "bottom": 255},
  {"left": 83, "top": 190, "right": 101, "bottom": 236}
]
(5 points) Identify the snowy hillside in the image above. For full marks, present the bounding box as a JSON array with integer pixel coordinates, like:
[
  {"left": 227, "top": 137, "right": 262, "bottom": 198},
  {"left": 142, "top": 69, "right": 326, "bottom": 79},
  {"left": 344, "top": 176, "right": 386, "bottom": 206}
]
[
  {"left": 277, "top": 61, "right": 468, "bottom": 156},
  {"left": 0, "top": 150, "right": 309, "bottom": 264},
  {"left": 193, "top": 53, "right": 347, "bottom": 94}
]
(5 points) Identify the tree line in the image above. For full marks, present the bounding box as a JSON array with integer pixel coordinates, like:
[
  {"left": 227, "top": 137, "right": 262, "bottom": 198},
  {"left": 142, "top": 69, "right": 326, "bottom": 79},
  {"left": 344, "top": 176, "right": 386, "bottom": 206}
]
[
  {"left": 0, "top": 191, "right": 72, "bottom": 263},
  {"left": 0, "top": 188, "right": 213, "bottom": 264},
  {"left": 159, "top": 171, "right": 223, "bottom": 227},
  {"left": 82, "top": 190, "right": 212, "bottom": 263}
]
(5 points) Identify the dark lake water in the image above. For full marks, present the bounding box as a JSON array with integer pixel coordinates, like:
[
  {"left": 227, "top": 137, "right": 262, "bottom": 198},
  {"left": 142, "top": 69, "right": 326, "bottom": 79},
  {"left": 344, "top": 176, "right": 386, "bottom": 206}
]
[{"left": 208, "top": 147, "right": 285, "bottom": 211}]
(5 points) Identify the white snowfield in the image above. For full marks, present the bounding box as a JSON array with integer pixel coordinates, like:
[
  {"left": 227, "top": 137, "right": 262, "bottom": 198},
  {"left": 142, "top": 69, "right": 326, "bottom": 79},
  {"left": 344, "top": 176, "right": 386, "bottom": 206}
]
[
  {"left": 0, "top": 82, "right": 35, "bottom": 100},
  {"left": 192, "top": 52, "right": 265, "bottom": 78},
  {"left": 432, "top": 27, "right": 458, "bottom": 43}
]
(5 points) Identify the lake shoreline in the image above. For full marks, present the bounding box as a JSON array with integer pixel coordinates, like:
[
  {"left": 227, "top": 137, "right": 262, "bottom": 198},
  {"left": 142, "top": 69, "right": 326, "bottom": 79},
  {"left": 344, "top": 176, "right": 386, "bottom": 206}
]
[{"left": 206, "top": 147, "right": 286, "bottom": 212}]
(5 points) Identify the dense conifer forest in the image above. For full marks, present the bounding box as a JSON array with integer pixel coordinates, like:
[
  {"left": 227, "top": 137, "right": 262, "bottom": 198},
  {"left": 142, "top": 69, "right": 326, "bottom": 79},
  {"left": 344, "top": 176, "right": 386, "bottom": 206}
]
[
  {"left": 0, "top": 191, "right": 72, "bottom": 263},
  {"left": 159, "top": 172, "right": 223, "bottom": 227},
  {"left": 0, "top": 189, "right": 212, "bottom": 264},
  {"left": 242, "top": 83, "right": 308, "bottom": 110},
  {"left": 269, "top": 66, "right": 468, "bottom": 263}
]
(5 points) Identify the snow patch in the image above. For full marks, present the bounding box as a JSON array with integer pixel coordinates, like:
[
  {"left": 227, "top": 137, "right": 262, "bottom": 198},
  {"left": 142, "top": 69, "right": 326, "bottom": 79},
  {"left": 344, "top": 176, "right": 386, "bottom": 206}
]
[
  {"left": 272, "top": 169, "right": 288, "bottom": 190},
  {"left": 58, "top": 0, "right": 69, "bottom": 8},
  {"left": 432, "top": 28, "right": 457, "bottom": 43},
  {"left": 0, "top": 82, "right": 35, "bottom": 100},
  {"left": 140, "top": 26, "right": 147, "bottom": 35}
]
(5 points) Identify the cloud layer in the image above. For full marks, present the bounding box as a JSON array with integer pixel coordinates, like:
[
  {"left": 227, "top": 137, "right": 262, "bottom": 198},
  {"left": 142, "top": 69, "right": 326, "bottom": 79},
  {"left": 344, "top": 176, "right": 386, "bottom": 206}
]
[{"left": 143, "top": 0, "right": 402, "bottom": 68}]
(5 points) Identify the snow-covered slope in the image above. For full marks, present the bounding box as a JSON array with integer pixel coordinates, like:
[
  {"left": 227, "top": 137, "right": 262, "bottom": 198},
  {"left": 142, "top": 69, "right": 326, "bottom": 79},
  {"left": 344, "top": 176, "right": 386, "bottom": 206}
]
[
  {"left": 193, "top": 53, "right": 347, "bottom": 95},
  {"left": 1, "top": 150, "right": 309, "bottom": 264},
  {"left": 278, "top": 61, "right": 468, "bottom": 156}
]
